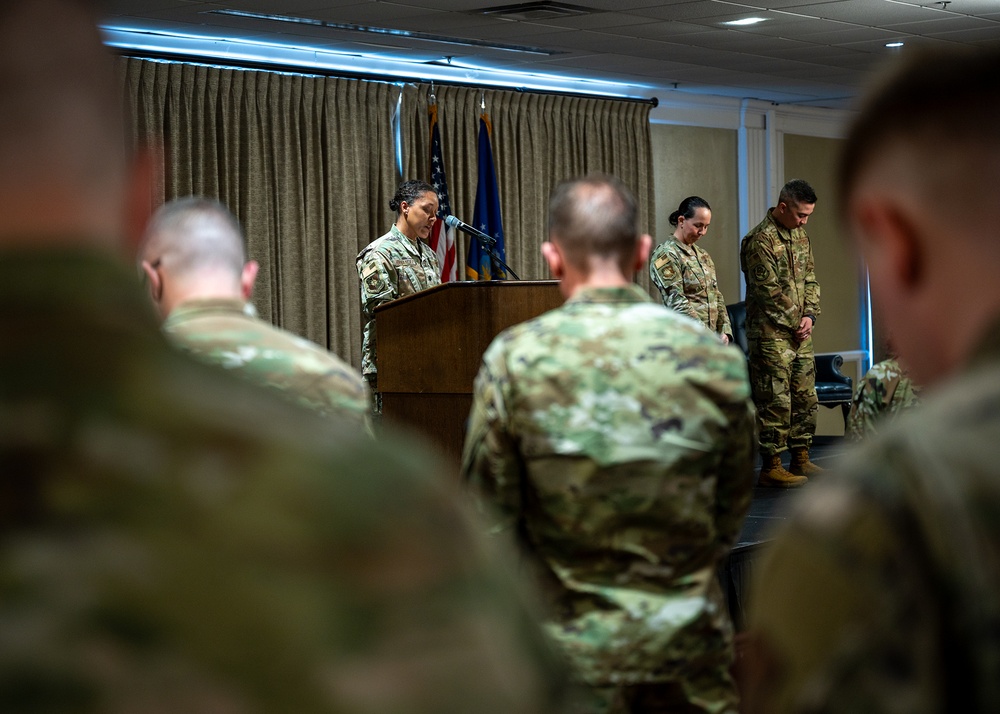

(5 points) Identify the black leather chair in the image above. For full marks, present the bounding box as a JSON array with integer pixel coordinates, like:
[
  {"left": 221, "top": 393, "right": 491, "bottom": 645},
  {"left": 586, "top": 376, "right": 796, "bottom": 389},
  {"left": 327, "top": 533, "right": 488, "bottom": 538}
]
[{"left": 726, "top": 302, "right": 853, "bottom": 427}]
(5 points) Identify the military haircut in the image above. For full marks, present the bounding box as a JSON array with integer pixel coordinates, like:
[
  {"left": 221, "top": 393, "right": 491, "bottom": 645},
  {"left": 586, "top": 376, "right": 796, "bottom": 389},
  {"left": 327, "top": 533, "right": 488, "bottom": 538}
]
[
  {"left": 142, "top": 197, "right": 247, "bottom": 280},
  {"left": 389, "top": 179, "right": 437, "bottom": 214},
  {"left": 778, "top": 179, "right": 817, "bottom": 208},
  {"left": 838, "top": 46, "right": 1000, "bottom": 215},
  {"left": 547, "top": 174, "right": 639, "bottom": 271},
  {"left": 0, "top": 0, "right": 124, "bottom": 196}
]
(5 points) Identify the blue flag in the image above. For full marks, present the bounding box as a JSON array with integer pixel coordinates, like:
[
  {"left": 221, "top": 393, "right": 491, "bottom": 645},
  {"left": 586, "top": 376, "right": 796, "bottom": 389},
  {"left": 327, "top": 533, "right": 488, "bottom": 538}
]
[{"left": 466, "top": 113, "right": 507, "bottom": 280}]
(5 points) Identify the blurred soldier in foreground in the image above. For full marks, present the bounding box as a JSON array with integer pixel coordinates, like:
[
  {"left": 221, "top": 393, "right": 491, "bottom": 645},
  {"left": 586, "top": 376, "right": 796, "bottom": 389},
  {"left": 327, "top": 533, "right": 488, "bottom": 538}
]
[
  {"left": 744, "top": 47, "right": 1000, "bottom": 713},
  {"left": 139, "top": 196, "right": 371, "bottom": 431},
  {"left": 0, "top": 2, "right": 563, "bottom": 712},
  {"left": 846, "top": 355, "right": 919, "bottom": 441},
  {"left": 741, "top": 179, "right": 822, "bottom": 487},
  {"left": 463, "top": 175, "right": 755, "bottom": 713}
]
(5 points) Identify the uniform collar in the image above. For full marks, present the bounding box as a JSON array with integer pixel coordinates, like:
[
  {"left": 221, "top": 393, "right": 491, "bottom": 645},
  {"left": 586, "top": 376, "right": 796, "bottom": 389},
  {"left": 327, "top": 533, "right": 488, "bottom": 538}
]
[
  {"left": 389, "top": 224, "right": 425, "bottom": 257},
  {"left": 166, "top": 297, "right": 256, "bottom": 327},
  {"left": 765, "top": 209, "right": 797, "bottom": 240},
  {"left": 567, "top": 284, "right": 652, "bottom": 305},
  {"left": 672, "top": 235, "right": 698, "bottom": 255}
]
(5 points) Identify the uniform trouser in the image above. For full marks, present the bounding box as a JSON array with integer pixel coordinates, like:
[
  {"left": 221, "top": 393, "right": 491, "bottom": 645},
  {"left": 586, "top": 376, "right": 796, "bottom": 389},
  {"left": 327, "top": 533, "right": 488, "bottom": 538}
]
[{"left": 747, "top": 334, "right": 818, "bottom": 455}]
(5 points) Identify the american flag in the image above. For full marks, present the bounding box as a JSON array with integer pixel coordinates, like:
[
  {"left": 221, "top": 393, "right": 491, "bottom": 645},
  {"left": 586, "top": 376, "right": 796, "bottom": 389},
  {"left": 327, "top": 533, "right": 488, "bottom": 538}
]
[{"left": 428, "top": 103, "right": 457, "bottom": 282}]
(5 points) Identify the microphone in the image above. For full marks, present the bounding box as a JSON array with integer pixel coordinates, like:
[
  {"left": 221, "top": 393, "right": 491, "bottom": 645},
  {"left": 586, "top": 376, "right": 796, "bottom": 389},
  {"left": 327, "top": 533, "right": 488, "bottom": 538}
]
[
  {"left": 443, "top": 214, "right": 521, "bottom": 280},
  {"left": 444, "top": 214, "right": 496, "bottom": 248}
]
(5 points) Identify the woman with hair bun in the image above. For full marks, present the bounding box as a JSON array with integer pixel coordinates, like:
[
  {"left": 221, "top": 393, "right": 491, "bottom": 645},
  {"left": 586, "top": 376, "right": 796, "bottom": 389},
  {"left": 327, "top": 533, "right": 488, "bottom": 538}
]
[
  {"left": 649, "top": 196, "right": 732, "bottom": 343},
  {"left": 356, "top": 179, "right": 441, "bottom": 412}
]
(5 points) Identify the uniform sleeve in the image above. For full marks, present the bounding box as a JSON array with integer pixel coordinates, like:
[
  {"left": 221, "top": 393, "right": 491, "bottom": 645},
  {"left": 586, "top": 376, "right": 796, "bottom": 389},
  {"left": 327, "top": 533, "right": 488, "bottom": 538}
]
[
  {"left": 717, "top": 290, "right": 733, "bottom": 338},
  {"left": 357, "top": 251, "right": 398, "bottom": 319},
  {"left": 741, "top": 234, "right": 800, "bottom": 332},
  {"left": 803, "top": 237, "right": 821, "bottom": 319},
  {"left": 713, "top": 373, "right": 756, "bottom": 552},
  {"left": 707, "top": 253, "right": 733, "bottom": 337},
  {"left": 847, "top": 375, "right": 879, "bottom": 442},
  {"left": 461, "top": 343, "right": 524, "bottom": 537},
  {"left": 743, "top": 478, "right": 941, "bottom": 714},
  {"left": 650, "top": 247, "right": 700, "bottom": 321}
]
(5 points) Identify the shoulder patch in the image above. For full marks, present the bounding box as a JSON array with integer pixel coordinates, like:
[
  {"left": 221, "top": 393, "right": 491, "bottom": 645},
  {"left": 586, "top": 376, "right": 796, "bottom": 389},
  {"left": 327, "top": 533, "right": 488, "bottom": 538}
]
[
  {"left": 360, "top": 262, "right": 379, "bottom": 280},
  {"left": 654, "top": 255, "right": 677, "bottom": 281},
  {"left": 364, "top": 271, "right": 387, "bottom": 293},
  {"left": 360, "top": 260, "right": 389, "bottom": 294},
  {"left": 753, "top": 263, "right": 769, "bottom": 282}
]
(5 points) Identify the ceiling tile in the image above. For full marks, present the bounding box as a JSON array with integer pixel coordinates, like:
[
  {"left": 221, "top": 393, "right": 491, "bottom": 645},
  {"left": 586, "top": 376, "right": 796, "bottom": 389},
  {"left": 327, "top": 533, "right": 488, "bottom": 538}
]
[
  {"left": 624, "top": 1, "right": 761, "bottom": 22},
  {"left": 802, "top": 0, "right": 950, "bottom": 24},
  {"left": 924, "top": 26, "right": 1000, "bottom": 42},
  {"left": 883, "top": 15, "right": 1000, "bottom": 34},
  {"left": 102, "top": 0, "right": 1000, "bottom": 110}
]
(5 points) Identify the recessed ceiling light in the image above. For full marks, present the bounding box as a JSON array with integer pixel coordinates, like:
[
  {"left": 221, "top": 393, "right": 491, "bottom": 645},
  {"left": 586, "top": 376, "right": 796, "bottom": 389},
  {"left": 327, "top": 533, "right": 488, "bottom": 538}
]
[
  {"left": 723, "top": 17, "right": 768, "bottom": 26},
  {"left": 886, "top": 41, "right": 904, "bottom": 48}
]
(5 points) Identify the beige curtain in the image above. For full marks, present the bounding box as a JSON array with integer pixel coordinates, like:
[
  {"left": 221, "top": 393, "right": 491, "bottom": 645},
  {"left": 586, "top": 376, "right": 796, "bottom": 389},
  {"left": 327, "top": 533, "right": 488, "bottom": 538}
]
[
  {"left": 122, "top": 57, "right": 656, "bottom": 371},
  {"left": 122, "top": 57, "right": 400, "bottom": 368},
  {"left": 399, "top": 85, "right": 655, "bottom": 287}
]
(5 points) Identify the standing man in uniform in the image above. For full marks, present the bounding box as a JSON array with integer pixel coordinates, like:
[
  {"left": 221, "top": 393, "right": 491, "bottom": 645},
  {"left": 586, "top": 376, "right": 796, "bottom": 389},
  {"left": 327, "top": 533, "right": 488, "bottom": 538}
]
[
  {"left": 740, "top": 179, "right": 822, "bottom": 487},
  {"left": 744, "top": 46, "right": 1000, "bottom": 714},
  {"left": 0, "top": 2, "right": 565, "bottom": 711},
  {"left": 140, "top": 196, "right": 371, "bottom": 431},
  {"left": 463, "top": 174, "right": 756, "bottom": 713}
]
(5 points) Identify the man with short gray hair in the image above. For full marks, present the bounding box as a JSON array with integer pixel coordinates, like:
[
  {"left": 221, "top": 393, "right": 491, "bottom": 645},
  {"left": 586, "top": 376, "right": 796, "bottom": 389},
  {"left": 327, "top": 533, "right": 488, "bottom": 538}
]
[{"left": 140, "top": 196, "right": 370, "bottom": 429}]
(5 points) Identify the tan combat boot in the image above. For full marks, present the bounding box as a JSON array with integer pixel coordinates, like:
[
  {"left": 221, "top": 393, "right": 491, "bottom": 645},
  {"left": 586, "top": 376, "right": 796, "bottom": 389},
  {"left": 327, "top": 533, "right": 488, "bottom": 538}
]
[
  {"left": 758, "top": 454, "right": 808, "bottom": 488},
  {"left": 789, "top": 448, "right": 824, "bottom": 476}
]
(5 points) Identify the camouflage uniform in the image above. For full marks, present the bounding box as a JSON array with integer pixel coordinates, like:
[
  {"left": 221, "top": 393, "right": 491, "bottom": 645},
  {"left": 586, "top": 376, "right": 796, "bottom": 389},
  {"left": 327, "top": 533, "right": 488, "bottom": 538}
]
[
  {"left": 740, "top": 211, "right": 821, "bottom": 455},
  {"left": 462, "top": 285, "right": 756, "bottom": 713},
  {"left": 356, "top": 225, "right": 441, "bottom": 387},
  {"left": 649, "top": 236, "right": 732, "bottom": 339},
  {"left": 846, "top": 358, "right": 919, "bottom": 441},
  {"left": 0, "top": 248, "right": 565, "bottom": 714},
  {"left": 746, "top": 324, "right": 1000, "bottom": 714},
  {"left": 164, "top": 297, "right": 370, "bottom": 431}
]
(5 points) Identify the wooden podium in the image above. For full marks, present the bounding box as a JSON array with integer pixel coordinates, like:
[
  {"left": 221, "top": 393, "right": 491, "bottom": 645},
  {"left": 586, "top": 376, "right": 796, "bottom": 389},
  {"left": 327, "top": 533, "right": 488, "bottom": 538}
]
[{"left": 375, "top": 280, "right": 563, "bottom": 461}]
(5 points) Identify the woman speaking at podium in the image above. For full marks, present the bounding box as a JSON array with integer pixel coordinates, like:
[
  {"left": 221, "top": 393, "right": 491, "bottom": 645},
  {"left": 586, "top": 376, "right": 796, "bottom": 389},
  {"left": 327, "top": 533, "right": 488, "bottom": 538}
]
[{"left": 356, "top": 179, "right": 442, "bottom": 414}]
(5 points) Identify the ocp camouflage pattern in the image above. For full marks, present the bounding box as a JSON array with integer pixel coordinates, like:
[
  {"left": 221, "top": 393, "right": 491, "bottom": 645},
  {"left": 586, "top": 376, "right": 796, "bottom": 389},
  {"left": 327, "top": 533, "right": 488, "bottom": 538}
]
[
  {"left": 649, "top": 236, "right": 732, "bottom": 339},
  {"left": 0, "top": 249, "right": 565, "bottom": 714},
  {"left": 165, "top": 297, "right": 371, "bottom": 431},
  {"left": 462, "top": 284, "right": 755, "bottom": 709},
  {"left": 741, "top": 211, "right": 821, "bottom": 453},
  {"left": 846, "top": 357, "right": 919, "bottom": 441},
  {"left": 740, "top": 211, "right": 820, "bottom": 340},
  {"left": 356, "top": 225, "right": 440, "bottom": 379},
  {"left": 749, "top": 324, "right": 1000, "bottom": 713}
]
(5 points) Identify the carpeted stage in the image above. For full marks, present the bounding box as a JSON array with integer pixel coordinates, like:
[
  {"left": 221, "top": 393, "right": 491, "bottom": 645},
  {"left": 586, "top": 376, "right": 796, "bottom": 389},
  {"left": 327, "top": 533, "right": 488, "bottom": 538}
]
[{"left": 721, "top": 435, "right": 850, "bottom": 631}]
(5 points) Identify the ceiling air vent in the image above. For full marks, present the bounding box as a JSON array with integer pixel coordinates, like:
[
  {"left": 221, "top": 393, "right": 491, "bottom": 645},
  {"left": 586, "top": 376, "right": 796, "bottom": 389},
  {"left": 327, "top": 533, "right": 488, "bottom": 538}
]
[{"left": 477, "top": 2, "right": 598, "bottom": 22}]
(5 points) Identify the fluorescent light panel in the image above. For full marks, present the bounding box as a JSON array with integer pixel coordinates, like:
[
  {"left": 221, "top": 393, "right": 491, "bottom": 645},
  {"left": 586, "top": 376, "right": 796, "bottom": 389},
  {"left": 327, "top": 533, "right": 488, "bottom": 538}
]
[
  {"left": 101, "top": 26, "right": 652, "bottom": 99},
  {"left": 723, "top": 17, "right": 769, "bottom": 26}
]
